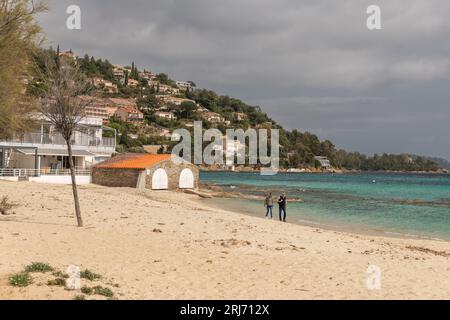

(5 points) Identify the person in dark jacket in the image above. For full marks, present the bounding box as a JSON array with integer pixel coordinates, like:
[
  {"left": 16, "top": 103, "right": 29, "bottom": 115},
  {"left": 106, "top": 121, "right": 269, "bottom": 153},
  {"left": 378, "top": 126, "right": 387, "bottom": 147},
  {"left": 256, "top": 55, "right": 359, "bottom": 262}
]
[
  {"left": 277, "top": 192, "right": 287, "bottom": 222},
  {"left": 264, "top": 192, "right": 274, "bottom": 219}
]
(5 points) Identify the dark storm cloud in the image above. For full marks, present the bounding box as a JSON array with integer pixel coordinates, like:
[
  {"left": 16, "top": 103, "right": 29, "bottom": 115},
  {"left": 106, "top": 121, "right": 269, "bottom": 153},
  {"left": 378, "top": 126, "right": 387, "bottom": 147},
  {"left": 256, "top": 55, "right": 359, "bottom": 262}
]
[{"left": 37, "top": 0, "right": 450, "bottom": 158}]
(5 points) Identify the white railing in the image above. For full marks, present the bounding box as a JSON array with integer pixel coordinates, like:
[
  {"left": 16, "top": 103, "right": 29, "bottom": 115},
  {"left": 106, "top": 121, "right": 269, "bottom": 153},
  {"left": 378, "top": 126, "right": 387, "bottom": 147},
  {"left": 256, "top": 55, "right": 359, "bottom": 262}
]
[
  {"left": 0, "top": 132, "right": 115, "bottom": 148},
  {"left": 0, "top": 168, "right": 91, "bottom": 177}
]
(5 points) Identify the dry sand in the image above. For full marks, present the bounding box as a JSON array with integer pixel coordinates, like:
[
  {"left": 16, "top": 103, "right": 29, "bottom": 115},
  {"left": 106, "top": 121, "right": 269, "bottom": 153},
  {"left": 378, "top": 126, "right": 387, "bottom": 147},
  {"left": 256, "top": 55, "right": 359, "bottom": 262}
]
[{"left": 0, "top": 180, "right": 449, "bottom": 300}]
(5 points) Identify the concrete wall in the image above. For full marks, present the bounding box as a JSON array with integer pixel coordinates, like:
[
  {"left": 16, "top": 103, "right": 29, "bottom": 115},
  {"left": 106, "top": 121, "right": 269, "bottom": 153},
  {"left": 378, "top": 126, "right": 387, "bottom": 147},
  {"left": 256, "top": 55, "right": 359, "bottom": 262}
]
[
  {"left": 29, "top": 175, "right": 92, "bottom": 185},
  {"left": 0, "top": 175, "right": 91, "bottom": 184},
  {"left": 92, "top": 168, "right": 141, "bottom": 188},
  {"left": 0, "top": 177, "right": 19, "bottom": 182},
  {"left": 145, "top": 160, "right": 199, "bottom": 190}
]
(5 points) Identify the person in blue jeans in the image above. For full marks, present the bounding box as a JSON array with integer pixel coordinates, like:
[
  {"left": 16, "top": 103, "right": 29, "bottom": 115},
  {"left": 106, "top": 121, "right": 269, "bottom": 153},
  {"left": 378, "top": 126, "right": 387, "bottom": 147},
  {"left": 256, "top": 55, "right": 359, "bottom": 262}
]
[
  {"left": 264, "top": 192, "right": 274, "bottom": 219},
  {"left": 278, "top": 192, "right": 287, "bottom": 222}
]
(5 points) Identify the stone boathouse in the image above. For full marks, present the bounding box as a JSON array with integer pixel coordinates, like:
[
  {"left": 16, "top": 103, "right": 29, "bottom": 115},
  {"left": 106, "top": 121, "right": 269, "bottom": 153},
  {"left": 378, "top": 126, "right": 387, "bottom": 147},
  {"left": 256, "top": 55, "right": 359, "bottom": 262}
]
[{"left": 92, "top": 154, "right": 199, "bottom": 190}]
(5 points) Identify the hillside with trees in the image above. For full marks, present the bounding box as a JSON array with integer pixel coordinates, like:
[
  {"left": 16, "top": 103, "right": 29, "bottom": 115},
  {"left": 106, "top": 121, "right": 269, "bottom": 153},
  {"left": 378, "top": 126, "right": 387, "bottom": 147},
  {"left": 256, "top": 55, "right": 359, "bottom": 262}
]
[{"left": 25, "top": 47, "right": 443, "bottom": 172}]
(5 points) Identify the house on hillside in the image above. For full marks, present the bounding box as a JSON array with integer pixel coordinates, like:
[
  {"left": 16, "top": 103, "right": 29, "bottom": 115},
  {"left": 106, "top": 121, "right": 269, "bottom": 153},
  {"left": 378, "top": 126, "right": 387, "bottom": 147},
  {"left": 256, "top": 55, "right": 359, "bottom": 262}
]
[
  {"left": 233, "top": 112, "right": 248, "bottom": 122},
  {"left": 91, "top": 77, "right": 118, "bottom": 93},
  {"left": 78, "top": 96, "right": 110, "bottom": 122},
  {"left": 58, "top": 50, "right": 77, "bottom": 61},
  {"left": 108, "top": 98, "right": 138, "bottom": 118},
  {"left": 108, "top": 98, "right": 137, "bottom": 108},
  {"left": 155, "top": 111, "right": 176, "bottom": 120},
  {"left": 158, "top": 96, "right": 196, "bottom": 106},
  {"left": 202, "top": 112, "right": 229, "bottom": 124},
  {"left": 314, "top": 156, "right": 332, "bottom": 169},
  {"left": 223, "top": 137, "right": 247, "bottom": 169},
  {"left": 139, "top": 71, "right": 157, "bottom": 84},
  {"left": 113, "top": 65, "right": 126, "bottom": 79},
  {"left": 176, "top": 81, "right": 193, "bottom": 91},
  {"left": 115, "top": 106, "right": 144, "bottom": 123},
  {"left": 156, "top": 84, "right": 180, "bottom": 94},
  {"left": 127, "top": 78, "right": 139, "bottom": 87},
  {"left": 92, "top": 153, "right": 199, "bottom": 190},
  {"left": 105, "top": 104, "right": 119, "bottom": 119}
]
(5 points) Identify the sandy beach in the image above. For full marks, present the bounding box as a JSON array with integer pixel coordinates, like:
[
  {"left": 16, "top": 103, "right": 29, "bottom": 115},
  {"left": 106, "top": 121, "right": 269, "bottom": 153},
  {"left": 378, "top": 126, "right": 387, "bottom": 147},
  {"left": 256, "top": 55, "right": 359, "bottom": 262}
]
[{"left": 0, "top": 180, "right": 449, "bottom": 300}]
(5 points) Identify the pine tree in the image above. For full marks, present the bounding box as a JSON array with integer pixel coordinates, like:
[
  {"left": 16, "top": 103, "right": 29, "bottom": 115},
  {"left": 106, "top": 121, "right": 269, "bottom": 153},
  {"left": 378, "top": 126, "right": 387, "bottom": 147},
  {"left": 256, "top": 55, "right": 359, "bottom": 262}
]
[
  {"left": 56, "top": 45, "right": 60, "bottom": 69},
  {"left": 124, "top": 70, "right": 129, "bottom": 86},
  {"left": 131, "top": 61, "right": 138, "bottom": 79}
]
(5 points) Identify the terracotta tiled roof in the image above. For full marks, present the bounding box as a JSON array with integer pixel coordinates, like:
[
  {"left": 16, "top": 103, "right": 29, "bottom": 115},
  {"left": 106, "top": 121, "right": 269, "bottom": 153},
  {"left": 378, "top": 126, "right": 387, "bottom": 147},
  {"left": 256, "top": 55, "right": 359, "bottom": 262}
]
[
  {"left": 109, "top": 98, "right": 136, "bottom": 106},
  {"left": 119, "top": 106, "right": 142, "bottom": 114},
  {"left": 95, "top": 154, "right": 172, "bottom": 169}
]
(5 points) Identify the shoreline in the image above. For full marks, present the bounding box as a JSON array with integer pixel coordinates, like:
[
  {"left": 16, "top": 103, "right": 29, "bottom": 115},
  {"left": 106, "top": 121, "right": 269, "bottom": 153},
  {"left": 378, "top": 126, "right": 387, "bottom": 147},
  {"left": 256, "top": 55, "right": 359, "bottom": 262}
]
[
  {"left": 199, "top": 168, "right": 450, "bottom": 174},
  {"left": 1, "top": 180, "right": 449, "bottom": 299},
  {"left": 197, "top": 196, "right": 450, "bottom": 243},
  {"left": 196, "top": 181, "right": 450, "bottom": 243}
]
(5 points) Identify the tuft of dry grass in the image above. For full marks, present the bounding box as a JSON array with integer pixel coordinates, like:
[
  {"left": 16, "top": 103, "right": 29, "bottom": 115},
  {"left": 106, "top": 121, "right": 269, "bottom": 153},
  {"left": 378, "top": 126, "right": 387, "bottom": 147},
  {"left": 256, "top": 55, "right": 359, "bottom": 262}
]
[
  {"left": 24, "top": 262, "right": 54, "bottom": 273},
  {"left": 0, "top": 196, "right": 18, "bottom": 215},
  {"left": 9, "top": 273, "right": 33, "bottom": 287}
]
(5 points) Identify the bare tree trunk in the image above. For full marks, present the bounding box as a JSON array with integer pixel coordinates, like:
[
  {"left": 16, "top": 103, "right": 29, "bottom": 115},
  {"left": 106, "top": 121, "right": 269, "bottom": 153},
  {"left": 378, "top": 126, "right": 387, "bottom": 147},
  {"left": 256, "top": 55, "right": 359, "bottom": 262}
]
[{"left": 66, "top": 140, "right": 83, "bottom": 227}]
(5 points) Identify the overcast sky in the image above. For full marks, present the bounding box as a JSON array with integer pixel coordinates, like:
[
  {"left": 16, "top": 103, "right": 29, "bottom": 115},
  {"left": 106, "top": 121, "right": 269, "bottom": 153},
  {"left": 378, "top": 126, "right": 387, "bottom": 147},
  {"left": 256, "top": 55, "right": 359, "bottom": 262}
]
[{"left": 37, "top": 0, "right": 450, "bottom": 159}]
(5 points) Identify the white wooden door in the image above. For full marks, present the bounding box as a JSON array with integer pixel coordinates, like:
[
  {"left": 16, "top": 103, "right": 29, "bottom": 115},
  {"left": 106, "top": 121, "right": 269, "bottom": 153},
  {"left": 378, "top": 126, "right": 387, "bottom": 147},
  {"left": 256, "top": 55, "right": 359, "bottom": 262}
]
[
  {"left": 179, "top": 168, "right": 194, "bottom": 189},
  {"left": 152, "top": 168, "right": 168, "bottom": 190}
]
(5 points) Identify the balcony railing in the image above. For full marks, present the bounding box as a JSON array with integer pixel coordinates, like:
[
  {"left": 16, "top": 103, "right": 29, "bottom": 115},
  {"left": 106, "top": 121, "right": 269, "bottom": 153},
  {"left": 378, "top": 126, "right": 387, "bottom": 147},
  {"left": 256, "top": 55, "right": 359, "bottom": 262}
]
[
  {"left": 0, "top": 168, "right": 91, "bottom": 177},
  {"left": 0, "top": 132, "right": 115, "bottom": 149}
]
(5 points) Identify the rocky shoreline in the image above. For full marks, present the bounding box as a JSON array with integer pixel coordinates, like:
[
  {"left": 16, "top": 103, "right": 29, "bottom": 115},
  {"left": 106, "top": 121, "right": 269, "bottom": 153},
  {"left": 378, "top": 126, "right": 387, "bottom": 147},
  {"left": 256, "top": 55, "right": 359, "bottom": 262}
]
[{"left": 199, "top": 166, "right": 449, "bottom": 174}]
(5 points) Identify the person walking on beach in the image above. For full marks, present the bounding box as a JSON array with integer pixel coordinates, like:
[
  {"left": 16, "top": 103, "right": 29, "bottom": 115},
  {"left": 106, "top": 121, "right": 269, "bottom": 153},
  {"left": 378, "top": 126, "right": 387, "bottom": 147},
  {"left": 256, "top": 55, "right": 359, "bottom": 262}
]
[
  {"left": 264, "top": 192, "right": 274, "bottom": 219},
  {"left": 278, "top": 192, "right": 287, "bottom": 222}
]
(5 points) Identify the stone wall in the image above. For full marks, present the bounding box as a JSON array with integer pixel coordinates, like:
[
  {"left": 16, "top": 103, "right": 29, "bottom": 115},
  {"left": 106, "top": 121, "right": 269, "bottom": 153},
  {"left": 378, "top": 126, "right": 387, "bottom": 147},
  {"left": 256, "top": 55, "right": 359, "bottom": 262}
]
[
  {"left": 92, "top": 160, "right": 199, "bottom": 190},
  {"left": 145, "top": 160, "right": 199, "bottom": 190},
  {"left": 92, "top": 168, "right": 141, "bottom": 188}
]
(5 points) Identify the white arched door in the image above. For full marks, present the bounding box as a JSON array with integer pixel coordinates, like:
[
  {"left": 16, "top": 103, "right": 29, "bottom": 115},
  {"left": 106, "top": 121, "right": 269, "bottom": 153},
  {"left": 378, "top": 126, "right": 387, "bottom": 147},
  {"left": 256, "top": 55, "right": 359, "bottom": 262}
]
[
  {"left": 179, "top": 168, "right": 194, "bottom": 189},
  {"left": 152, "top": 168, "right": 168, "bottom": 190}
]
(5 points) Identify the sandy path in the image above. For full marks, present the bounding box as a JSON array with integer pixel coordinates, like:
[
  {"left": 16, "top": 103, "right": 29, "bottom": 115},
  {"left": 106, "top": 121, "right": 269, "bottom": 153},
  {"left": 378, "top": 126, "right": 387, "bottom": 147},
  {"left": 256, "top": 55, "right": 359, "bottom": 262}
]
[{"left": 0, "top": 180, "right": 449, "bottom": 299}]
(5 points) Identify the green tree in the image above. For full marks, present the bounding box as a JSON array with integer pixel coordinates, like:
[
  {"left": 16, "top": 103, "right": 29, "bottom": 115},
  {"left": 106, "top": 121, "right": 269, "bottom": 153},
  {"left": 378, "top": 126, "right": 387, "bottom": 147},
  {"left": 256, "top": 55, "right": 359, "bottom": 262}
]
[
  {"left": 179, "top": 101, "right": 197, "bottom": 119},
  {"left": 124, "top": 70, "right": 129, "bottom": 86},
  {"left": 137, "top": 94, "right": 160, "bottom": 112},
  {"left": 0, "top": 0, "right": 46, "bottom": 139}
]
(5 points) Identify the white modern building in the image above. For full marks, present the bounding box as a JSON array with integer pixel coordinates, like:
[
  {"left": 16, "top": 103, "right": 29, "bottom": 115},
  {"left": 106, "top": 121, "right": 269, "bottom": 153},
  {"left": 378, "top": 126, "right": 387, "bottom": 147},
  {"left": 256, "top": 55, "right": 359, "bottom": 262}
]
[
  {"left": 176, "top": 81, "right": 194, "bottom": 90},
  {"left": 155, "top": 111, "right": 176, "bottom": 120},
  {"left": 314, "top": 156, "right": 332, "bottom": 169},
  {"left": 0, "top": 116, "right": 116, "bottom": 184}
]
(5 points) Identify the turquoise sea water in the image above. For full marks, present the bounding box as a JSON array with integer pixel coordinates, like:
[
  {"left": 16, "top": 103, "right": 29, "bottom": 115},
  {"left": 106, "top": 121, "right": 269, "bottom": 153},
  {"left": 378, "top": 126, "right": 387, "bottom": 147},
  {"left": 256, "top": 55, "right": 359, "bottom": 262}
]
[{"left": 200, "top": 172, "right": 450, "bottom": 240}]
